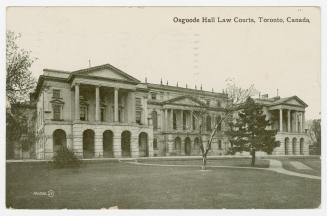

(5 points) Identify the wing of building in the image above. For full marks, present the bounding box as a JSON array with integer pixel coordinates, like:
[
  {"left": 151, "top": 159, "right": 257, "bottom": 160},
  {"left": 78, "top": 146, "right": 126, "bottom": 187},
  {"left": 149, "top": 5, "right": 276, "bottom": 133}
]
[
  {"left": 29, "top": 63, "right": 310, "bottom": 160},
  {"left": 255, "top": 94, "right": 309, "bottom": 155}
]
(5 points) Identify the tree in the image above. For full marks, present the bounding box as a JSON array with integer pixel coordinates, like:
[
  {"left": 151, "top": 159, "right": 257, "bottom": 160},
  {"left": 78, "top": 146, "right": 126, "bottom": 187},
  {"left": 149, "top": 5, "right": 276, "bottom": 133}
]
[
  {"left": 6, "top": 31, "right": 36, "bottom": 104},
  {"left": 6, "top": 31, "right": 37, "bottom": 159},
  {"left": 193, "top": 79, "right": 258, "bottom": 170},
  {"left": 227, "top": 97, "right": 277, "bottom": 165},
  {"left": 309, "top": 119, "right": 321, "bottom": 155}
]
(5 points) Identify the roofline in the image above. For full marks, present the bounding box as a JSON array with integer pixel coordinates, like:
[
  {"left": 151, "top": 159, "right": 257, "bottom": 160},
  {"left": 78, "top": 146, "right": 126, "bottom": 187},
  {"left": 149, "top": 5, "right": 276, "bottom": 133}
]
[
  {"left": 43, "top": 69, "right": 71, "bottom": 74},
  {"left": 146, "top": 83, "right": 228, "bottom": 98},
  {"left": 70, "top": 63, "right": 141, "bottom": 83}
]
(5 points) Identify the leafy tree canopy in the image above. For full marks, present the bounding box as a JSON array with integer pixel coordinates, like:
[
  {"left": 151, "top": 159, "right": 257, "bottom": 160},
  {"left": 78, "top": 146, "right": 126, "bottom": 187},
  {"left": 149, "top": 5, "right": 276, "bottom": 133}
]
[
  {"left": 6, "top": 31, "right": 37, "bottom": 104},
  {"left": 227, "top": 97, "right": 277, "bottom": 154}
]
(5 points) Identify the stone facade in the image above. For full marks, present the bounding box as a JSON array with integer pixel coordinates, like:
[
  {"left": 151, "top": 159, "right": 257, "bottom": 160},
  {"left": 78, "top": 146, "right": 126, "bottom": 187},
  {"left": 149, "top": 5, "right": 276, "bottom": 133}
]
[{"left": 33, "top": 63, "right": 310, "bottom": 160}]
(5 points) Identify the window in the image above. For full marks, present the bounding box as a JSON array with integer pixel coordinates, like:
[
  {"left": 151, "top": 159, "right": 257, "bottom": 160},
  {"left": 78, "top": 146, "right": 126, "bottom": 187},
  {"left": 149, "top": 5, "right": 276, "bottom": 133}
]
[
  {"left": 152, "top": 111, "right": 158, "bottom": 130},
  {"left": 53, "top": 89, "right": 61, "bottom": 99},
  {"left": 206, "top": 115, "right": 212, "bottom": 131},
  {"left": 53, "top": 104, "right": 61, "bottom": 120},
  {"left": 183, "top": 112, "right": 187, "bottom": 130},
  {"left": 100, "top": 107, "right": 105, "bottom": 122},
  {"left": 217, "top": 100, "right": 221, "bottom": 107},
  {"left": 80, "top": 106, "right": 88, "bottom": 121},
  {"left": 136, "top": 97, "right": 142, "bottom": 124},
  {"left": 206, "top": 99, "right": 210, "bottom": 106},
  {"left": 153, "top": 138, "right": 158, "bottom": 149},
  {"left": 173, "top": 112, "right": 177, "bottom": 130},
  {"left": 192, "top": 114, "right": 196, "bottom": 130},
  {"left": 218, "top": 140, "right": 222, "bottom": 150},
  {"left": 216, "top": 115, "right": 222, "bottom": 131},
  {"left": 151, "top": 92, "right": 157, "bottom": 100}
]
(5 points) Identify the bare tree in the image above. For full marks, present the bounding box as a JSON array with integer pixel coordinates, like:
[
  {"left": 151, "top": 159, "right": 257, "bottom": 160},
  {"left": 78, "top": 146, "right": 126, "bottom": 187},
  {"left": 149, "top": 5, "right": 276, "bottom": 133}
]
[{"left": 193, "top": 78, "right": 258, "bottom": 170}]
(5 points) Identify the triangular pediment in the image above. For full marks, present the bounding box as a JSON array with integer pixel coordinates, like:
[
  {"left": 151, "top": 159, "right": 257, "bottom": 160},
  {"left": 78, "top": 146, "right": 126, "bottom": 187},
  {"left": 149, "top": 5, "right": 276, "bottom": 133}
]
[
  {"left": 164, "top": 95, "right": 205, "bottom": 107},
  {"left": 71, "top": 64, "right": 140, "bottom": 83},
  {"left": 284, "top": 97, "right": 307, "bottom": 107}
]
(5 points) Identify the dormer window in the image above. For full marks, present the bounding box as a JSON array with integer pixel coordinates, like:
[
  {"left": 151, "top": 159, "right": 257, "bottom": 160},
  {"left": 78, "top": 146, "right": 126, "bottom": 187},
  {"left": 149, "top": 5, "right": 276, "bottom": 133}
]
[{"left": 53, "top": 89, "right": 61, "bottom": 99}]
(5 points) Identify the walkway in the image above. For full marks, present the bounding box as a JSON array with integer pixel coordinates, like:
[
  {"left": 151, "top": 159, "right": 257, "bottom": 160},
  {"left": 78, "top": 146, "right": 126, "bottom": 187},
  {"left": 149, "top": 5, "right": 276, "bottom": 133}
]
[{"left": 127, "top": 159, "right": 321, "bottom": 180}]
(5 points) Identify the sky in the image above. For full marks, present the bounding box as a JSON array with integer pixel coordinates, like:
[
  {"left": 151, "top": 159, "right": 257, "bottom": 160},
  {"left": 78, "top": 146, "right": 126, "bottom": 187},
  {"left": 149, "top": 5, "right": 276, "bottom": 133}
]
[{"left": 6, "top": 6, "right": 321, "bottom": 119}]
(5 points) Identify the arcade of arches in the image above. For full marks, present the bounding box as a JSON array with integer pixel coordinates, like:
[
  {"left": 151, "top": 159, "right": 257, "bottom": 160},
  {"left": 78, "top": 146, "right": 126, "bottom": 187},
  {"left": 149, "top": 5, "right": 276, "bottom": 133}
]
[
  {"left": 78, "top": 129, "right": 151, "bottom": 158},
  {"left": 284, "top": 137, "right": 305, "bottom": 155}
]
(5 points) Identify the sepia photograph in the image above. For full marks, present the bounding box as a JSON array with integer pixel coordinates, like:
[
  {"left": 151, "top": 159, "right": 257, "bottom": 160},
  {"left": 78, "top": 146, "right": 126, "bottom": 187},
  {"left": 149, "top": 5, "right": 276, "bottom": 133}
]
[{"left": 4, "top": 5, "right": 323, "bottom": 212}]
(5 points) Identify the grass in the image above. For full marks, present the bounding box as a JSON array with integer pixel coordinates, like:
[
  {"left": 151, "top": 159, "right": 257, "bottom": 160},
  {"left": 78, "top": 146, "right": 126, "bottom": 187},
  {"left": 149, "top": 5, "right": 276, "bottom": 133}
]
[
  {"left": 278, "top": 158, "right": 321, "bottom": 176},
  {"left": 6, "top": 159, "right": 320, "bottom": 209}
]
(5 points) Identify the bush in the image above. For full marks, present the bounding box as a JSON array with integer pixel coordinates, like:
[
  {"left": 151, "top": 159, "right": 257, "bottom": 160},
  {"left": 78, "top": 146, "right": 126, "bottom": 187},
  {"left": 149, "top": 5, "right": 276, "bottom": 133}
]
[{"left": 52, "top": 147, "right": 81, "bottom": 168}]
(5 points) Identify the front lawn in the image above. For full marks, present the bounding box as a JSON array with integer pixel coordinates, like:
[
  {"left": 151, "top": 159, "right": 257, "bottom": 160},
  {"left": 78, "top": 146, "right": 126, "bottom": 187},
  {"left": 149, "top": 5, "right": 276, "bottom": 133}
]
[{"left": 6, "top": 159, "right": 320, "bottom": 209}]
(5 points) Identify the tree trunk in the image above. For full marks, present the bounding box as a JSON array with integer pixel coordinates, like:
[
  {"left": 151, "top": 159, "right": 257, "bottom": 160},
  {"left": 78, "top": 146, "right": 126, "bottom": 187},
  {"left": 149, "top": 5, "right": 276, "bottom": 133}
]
[{"left": 202, "top": 153, "right": 207, "bottom": 170}]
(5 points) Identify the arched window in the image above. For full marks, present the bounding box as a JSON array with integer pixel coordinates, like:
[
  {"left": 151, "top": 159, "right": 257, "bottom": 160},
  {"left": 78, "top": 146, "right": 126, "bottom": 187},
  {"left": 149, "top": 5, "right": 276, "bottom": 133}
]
[{"left": 152, "top": 111, "right": 158, "bottom": 130}]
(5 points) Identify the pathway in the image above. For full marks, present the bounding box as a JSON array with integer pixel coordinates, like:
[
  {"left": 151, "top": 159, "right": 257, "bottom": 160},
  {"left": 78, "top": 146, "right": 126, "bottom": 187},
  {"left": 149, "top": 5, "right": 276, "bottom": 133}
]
[{"left": 127, "top": 159, "right": 321, "bottom": 180}]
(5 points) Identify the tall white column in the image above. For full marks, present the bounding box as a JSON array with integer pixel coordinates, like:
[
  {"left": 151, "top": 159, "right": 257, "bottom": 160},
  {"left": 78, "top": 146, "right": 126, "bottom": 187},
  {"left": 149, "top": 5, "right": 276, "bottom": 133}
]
[
  {"left": 164, "top": 109, "right": 168, "bottom": 131},
  {"left": 130, "top": 91, "right": 136, "bottom": 123},
  {"left": 95, "top": 86, "right": 100, "bottom": 121},
  {"left": 75, "top": 84, "right": 80, "bottom": 120},
  {"left": 302, "top": 112, "right": 306, "bottom": 132},
  {"left": 180, "top": 110, "right": 184, "bottom": 130},
  {"left": 143, "top": 96, "right": 148, "bottom": 125},
  {"left": 279, "top": 109, "right": 283, "bottom": 132},
  {"left": 287, "top": 110, "right": 291, "bottom": 132},
  {"left": 190, "top": 110, "right": 193, "bottom": 131},
  {"left": 295, "top": 111, "right": 298, "bottom": 132},
  {"left": 114, "top": 88, "right": 119, "bottom": 122},
  {"left": 300, "top": 112, "right": 303, "bottom": 132}
]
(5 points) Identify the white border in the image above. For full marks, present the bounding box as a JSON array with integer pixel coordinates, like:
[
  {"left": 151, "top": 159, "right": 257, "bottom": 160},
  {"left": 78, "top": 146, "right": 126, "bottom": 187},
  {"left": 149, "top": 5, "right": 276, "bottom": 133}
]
[{"left": 0, "top": 1, "right": 326, "bottom": 216}]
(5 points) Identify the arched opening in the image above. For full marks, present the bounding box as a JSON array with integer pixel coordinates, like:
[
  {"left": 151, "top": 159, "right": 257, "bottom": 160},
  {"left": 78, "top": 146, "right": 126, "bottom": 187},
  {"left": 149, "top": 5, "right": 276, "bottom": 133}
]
[
  {"left": 174, "top": 137, "right": 181, "bottom": 155},
  {"left": 53, "top": 129, "right": 67, "bottom": 153},
  {"left": 152, "top": 111, "right": 158, "bottom": 130},
  {"left": 83, "top": 129, "right": 95, "bottom": 158},
  {"left": 184, "top": 137, "right": 191, "bottom": 156},
  {"left": 206, "top": 115, "right": 212, "bottom": 131},
  {"left": 103, "top": 130, "right": 114, "bottom": 158},
  {"left": 284, "top": 137, "right": 290, "bottom": 155},
  {"left": 194, "top": 137, "right": 200, "bottom": 155},
  {"left": 121, "top": 131, "right": 131, "bottom": 157},
  {"left": 292, "top": 138, "right": 297, "bottom": 155},
  {"left": 300, "top": 138, "right": 304, "bottom": 155},
  {"left": 139, "top": 132, "right": 149, "bottom": 157}
]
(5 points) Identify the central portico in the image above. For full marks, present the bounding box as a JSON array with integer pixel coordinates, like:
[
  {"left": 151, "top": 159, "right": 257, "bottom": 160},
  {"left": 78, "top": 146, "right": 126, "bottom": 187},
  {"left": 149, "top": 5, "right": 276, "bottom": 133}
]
[{"left": 67, "top": 64, "right": 153, "bottom": 158}]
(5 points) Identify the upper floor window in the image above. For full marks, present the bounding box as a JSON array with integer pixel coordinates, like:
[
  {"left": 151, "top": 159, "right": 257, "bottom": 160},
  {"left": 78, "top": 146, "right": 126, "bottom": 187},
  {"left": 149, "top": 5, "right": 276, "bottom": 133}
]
[
  {"left": 136, "top": 97, "right": 142, "bottom": 124},
  {"left": 53, "top": 104, "right": 61, "bottom": 120},
  {"left": 206, "top": 115, "right": 212, "bottom": 131},
  {"left": 173, "top": 112, "right": 177, "bottom": 130},
  {"left": 151, "top": 92, "right": 157, "bottom": 100},
  {"left": 153, "top": 138, "right": 158, "bottom": 149},
  {"left": 152, "top": 111, "right": 158, "bottom": 130},
  {"left": 206, "top": 99, "right": 210, "bottom": 106},
  {"left": 217, "top": 100, "right": 221, "bottom": 107},
  {"left": 53, "top": 89, "right": 61, "bottom": 99},
  {"left": 80, "top": 105, "right": 88, "bottom": 121},
  {"left": 218, "top": 140, "right": 222, "bottom": 150},
  {"left": 100, "top": 107, "right": 106, "bottom": 122}
]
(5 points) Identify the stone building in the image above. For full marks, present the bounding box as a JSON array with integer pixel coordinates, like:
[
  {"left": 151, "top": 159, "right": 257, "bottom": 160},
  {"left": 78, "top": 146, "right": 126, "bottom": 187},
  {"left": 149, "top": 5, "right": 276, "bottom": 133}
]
[
  {"left": 255, "top": 94, "right": 310, "bottom": 155},
  {"left": 34, "top": 64, "right": 229, "bottom": 159},
  {"left": 33, "top": 63, "right": 310, "bottom": 159}
]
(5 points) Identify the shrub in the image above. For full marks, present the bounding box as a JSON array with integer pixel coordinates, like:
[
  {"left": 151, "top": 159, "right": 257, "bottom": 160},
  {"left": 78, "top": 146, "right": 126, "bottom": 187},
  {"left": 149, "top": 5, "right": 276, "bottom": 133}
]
[{"left": 52, "top": 147, "right": 81, "bottom": 168}]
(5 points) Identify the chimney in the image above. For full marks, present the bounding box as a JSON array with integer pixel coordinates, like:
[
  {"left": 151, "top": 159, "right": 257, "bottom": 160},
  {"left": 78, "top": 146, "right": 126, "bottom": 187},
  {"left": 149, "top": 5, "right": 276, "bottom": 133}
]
[{"left": 261, "top": 94, "right": 268, "bottom": 99}]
